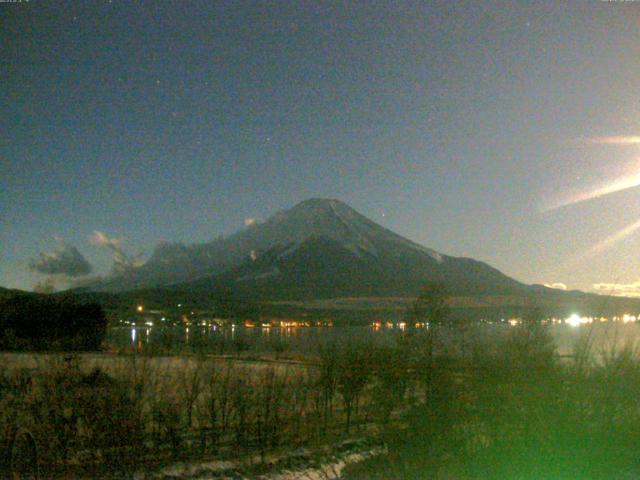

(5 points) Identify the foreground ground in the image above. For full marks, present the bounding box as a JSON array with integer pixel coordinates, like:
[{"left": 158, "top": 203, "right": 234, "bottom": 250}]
[{"left": 3, "top": 323, "right": 640, "bottom": 479}]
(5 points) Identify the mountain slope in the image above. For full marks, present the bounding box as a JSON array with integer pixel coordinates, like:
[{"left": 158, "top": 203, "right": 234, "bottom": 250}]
[
  {"left": 185, "top": 234, "right": 526, "bottom": 300},
  {"left": 71, "top": 198, "right": 640, "bottom": 314},
  {"left": 82, "top": 199, "right": 525, "bottom": 298},
  {"left": 172, "top": 198, "right": 526, "bottom": 299},
  {"left": 86, "top": 198, "right": 527, "bottom": 297}
]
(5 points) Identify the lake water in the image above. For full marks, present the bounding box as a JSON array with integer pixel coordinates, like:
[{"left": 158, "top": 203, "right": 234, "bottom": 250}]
[{"left": 106, "top": 321, "right": 640, "bottom": 358}]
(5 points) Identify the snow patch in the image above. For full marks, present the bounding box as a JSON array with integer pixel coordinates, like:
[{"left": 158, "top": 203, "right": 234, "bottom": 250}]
[
  {"left": 328, "top": 202, "right": 378, "bottom": 257},
  {"left": 262, "top": 447, "right": 386, "bottom": 479},
  {"left": 277, "top": 242, "right": 302, "bottom": 260},
  {"left": 237, "top": 267, "right": 281, "bottom": 282},
  {"left": 406, "top": 240, "right": 444, "bottom": 263},
  {"left": 136, "top": 439, "right": 386, "bottom": 480}
]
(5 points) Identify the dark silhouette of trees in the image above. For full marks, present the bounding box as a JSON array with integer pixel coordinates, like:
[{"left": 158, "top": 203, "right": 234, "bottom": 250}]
[
  {"left": 407, "top": 283, "right": 450, "bottom": 329},
  {"left": 405, "top": 283, "right": 452, "bottom": 394},
  {"left": 212, "top": 285, "right": 261, "bottom": 320},
  {"left": 334, "top": 343, "right": 372, "bottom": 433},
  {"left": 0, "top": 294, "right": 107, "bottom": 350}
]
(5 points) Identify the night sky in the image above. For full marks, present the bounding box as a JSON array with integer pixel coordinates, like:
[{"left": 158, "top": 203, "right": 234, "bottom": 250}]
[{"left": 2, "top": 1, "right": 640, "bottom": 295}]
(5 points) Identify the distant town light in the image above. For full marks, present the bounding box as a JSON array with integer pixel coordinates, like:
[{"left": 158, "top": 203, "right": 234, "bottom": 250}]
[
  {"left": 566, "top": 313, "right": 591, "bottom": 327},
  {"left": 136, "top": 305, "right": 144, "bottom": 312}
]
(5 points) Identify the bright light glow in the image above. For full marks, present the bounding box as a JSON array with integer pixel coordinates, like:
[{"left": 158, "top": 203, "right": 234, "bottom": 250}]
[
  {"left": 145, "top": 321, "right": 153, "bottom": 326},
  {"left": 566, "top": 314, "right": 581, "bottom": 327},
  {"left": 546, "top": 170, "right": 640, "bottom": 211},
  {"left": 565, "top": 314, "right": 592, "bottom": 327},
  {"left": 589, "top": 136, "right": 640, "bottom": 145},
  {"left": 543, "top": 150, "right": 640, "bottom": 212},
  {"left": 136, "top": 305, "right": 144, "bottom": 312}
]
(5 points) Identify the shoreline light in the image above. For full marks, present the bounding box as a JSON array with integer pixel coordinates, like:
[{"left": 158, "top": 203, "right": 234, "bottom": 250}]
[{"left": 566, "top": 314, "right": 588, "bottom": 327}]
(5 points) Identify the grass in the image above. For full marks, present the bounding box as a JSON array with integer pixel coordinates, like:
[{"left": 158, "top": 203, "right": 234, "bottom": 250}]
[
  {"left": 0, "top": 345, "right": 390, "bottom": 478},
  {"left": 344, "top": 323, "right": 640, "bottom": 479},
  {"left": 2, "top": 321, "right": 640, "bottom": 478}
]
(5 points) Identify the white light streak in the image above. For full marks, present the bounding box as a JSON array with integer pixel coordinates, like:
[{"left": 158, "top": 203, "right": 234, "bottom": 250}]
[
  {"left": 544, "top": 168, "right": 640, "bottom": 211},
  {"left": 589, "top": 136, "right": 640, "bottom": 146},
  {"left": 584, "top": 218, "right": 640, "bottom": 258}
]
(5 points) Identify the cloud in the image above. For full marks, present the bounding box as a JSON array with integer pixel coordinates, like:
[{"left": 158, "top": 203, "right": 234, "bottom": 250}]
[
  {"left": 89, "top": 230, "right": 122, "bottom": 249},
  {"left": 89, "top": 230, "right": 143, "bottom": 273},
  {"left": 593, "top": 281, "right": 640, "bottom": 298},
  {"left": 244, "top": 218, "right": 256, "bottom": 227},
  {"left": 29, "top": 240, "right": 92, "bottom": 277},
  {"left": 588, "top": 136, "right": 640, "bottom": 146},
  {"left": 67, "top": 274, "right": 105, "bottom": 289},
  {"left": 544, "top": 283, "right": 567, "bottom": 290}
]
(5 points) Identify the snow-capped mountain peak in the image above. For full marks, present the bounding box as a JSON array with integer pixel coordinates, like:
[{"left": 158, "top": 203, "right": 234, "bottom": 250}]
[{"left": 84, "top": 198, "right": 524, "bottom": 297}]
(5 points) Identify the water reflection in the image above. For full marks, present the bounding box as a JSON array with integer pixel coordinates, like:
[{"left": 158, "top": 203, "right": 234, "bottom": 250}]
[{"left": 109, "top": 322, "right": 640, "bottom": 357}]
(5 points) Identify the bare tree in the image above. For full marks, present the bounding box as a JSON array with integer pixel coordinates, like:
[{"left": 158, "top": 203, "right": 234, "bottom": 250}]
[
  {"left": 180, "top": 357, "right": 205, "bottom": 428},
  {"left": 407, "top": 283, "right": 450, "bottom": 329},
  {"left": 335, "top": 343, "right": 372, "bottom": 433}
]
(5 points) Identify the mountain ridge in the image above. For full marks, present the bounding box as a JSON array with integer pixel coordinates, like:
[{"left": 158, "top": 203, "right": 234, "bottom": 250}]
[{"left": 84, "top": 198, "right": 528, "bottom": 299}]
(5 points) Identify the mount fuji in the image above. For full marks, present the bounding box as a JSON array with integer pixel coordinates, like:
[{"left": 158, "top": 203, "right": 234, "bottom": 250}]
[{"left": 86, "top": 198, "right": 528, "bottom": 299}]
